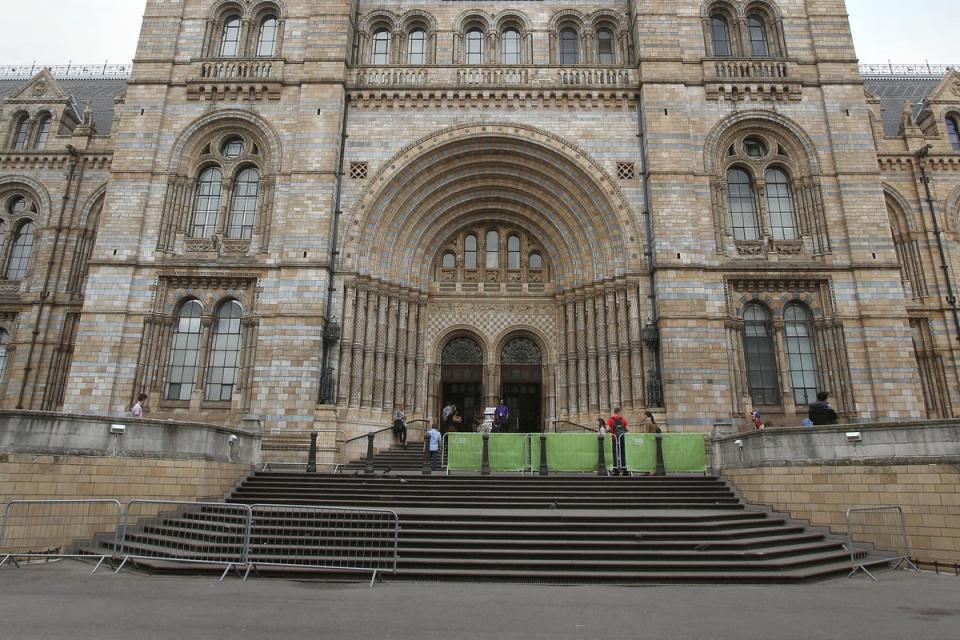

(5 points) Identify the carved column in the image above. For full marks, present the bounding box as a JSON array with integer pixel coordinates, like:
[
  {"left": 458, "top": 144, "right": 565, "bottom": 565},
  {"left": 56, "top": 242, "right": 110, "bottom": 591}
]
[
  {"left": 772, "top": 319, "right": 796, "bottom": 415},
  {"left": 556, "top": 301, "right": 568, "bottom": 415},
  {"left": 275, "top": 19, "right": 286, "bottom": 55},
  {"left": 405, "top": 298, "right": 418, "bottom": 411},
  {"left": 216, "top": 176, "right": 234, "bottom": 237},
  {"left": 414, "top": 299, "right": 427, "bottom": 413},
  {"left": 203, "top": 20, "right": 216, "bottom": 58},
  {"left": 337, "top": 285, "right": 356, "bottom": 406},
  {"left": 384, "top": 295, "right": 399, "bottom": 411},
  {"left": 152, "top": 317, "right": 175, "bottom": 395},
  {"left": 626, "top": 284, "right": 645, "bottom": 409},
  {"left": 575, "top": 297, "right": 588, "bottom": 414},
  {"left": 605, "top": 287, "right": 621, "bottom": 409},
  {"left": 350, "top": 287, "right": 367, "bottom": 407},
  {"left": 372, "top": 291, "right": 388, "bottom": 409},
  {"left": 195, "top": 316, "right": 214, "bottom": 399},
  {"left": 395, "top": 297, "right": 409, "bottom": 410},
  {"left": 616, "top": 288, "right": 633, "bottom": 407},
  {"left": 565, "top": 299, "right": 578, "bottom": 415},
  {"left": 586, "top": 292, "right": 600, "bottom": 412},
  {"left": 594, "top": 292, "right": 610, "bottom": 412},
  {"left": 726, "top": 319, "right": 750, "bottom": 416},
  {"left": 361, "top": 289, "right": 378, "bottom": 408}
]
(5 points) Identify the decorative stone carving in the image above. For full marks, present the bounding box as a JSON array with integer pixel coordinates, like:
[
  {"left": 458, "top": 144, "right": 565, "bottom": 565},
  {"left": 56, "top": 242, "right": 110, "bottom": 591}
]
[
  {"left": 184, "top": 238, "right": 216, "bottom": 253},
  {"left": 774, "top": 240, "right": 804, "bottom": 256},
  {"left": 220, "top": 238, "right": 251, "bottom": 254},
  {"left": 736, "top": 241, "right": 765, "bottom": 256}
]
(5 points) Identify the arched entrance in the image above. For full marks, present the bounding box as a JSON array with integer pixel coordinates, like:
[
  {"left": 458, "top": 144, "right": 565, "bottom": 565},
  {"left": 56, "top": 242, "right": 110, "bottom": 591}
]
[
  {"left": 440, "top": 336, "right": 483, "bottom": 427},
  {"left": 500, "top": 337, "right": 543, "bottom": 433}
]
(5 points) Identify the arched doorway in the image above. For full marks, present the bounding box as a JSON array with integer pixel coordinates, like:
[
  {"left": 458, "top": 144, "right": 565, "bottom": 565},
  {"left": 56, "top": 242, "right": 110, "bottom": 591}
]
[
  {"left": 500, "top": 337, "right": 543, "bottom": 433},
  {"left": 441, "top": 336, "right": 483, "bottom": 426}
]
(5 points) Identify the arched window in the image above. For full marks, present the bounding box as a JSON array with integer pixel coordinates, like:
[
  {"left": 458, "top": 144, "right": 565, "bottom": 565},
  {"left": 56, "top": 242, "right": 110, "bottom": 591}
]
[
  {"left": 464, "top": 234, "right": 477, "bottom": 269},
  {"left": 597, "top": 28, "right": 615, "bottom": 64},
  {"left": 222, "top": 136, "right": 244, "bottom": 159},
  {"left": 747, "top": 15, "right": 770, "bottom": 57},
  {"left": 559, "top": 28, "right": 579, "bottom": 65},
  {"left": 371, "top": 29, "right": 391, "bottom": 65},
  {"left": 508, "top": 235, "right": 521, "bottom": 269},
  {"left": 220, "top": 15, "right": 243, "bottom": 57},
  {"left": 442, "top": 337, "right": 482, "bottom": 364},
  {"left": 227, "top": 167, "right": 260, "bottom": 239},
  {"left": 206, "top": 301, "right": 243, "bottom": 401},
  {"left": 34, "top": 115, "right": 51, "bottom": 149},
  {"left": 0, "top": 328, "right": 8, "bottom": 381},
  {"left": 408, "top": 29, "right": 426, "bottom": 65},
  {"left": 764, "top": 168, "right": 797, "bottom": 240},
  {"left": 466, "top": 28, "right": 484, "bottom": 65},
  {"left": 743, "top": 305, "right": 779, "bottom": 405},
  {"left": 501, "top": 28, "right": 521, "bottom": 65},
  {"left": 256, "top": 16, "right": 278, "bottom": 57},
  {"left": 710, "top": 14, "right": 732, "bottom": 57},
  {"left": 11, "top": 115, "right": 30, "bottom": 150},
  {"left": 0, "top": 221, "right": 5, "bottom": 264},
  {"left": 947, "top": 116, "right": 960, "bottom": 150},
  {"left": 6, "top": 222, "right": 34, "bottom": 281},
  {"left": 529, "top": 252, "right": 543, "bottom": 271},
  {"left": 442, "top": 252, "right": 456, "bottom": 269},
  {"left": 784, "top": 304, "right": 818, "bottom": 405},
  {"left": 165, "top": 300, "right": 203, "bottom": 401},
  {"left": 485, "top": 231, "right": 499, "bottom": 268},
  {"left": 726, "top": 168, "right": 759, "bottom": 241},
  {"left": 191, "top": 166, "right": 224, "bottom": 237},
  {"left": 8, "top": 196, "right": 27, "bottom": 216}
]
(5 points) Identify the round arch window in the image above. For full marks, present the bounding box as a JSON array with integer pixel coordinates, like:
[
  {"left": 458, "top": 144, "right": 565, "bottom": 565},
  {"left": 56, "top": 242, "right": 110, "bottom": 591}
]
[
  {"left": 222, "top": 137, "right": 245, "bottom": 159},
  {"left": 743, "top": 137, "right": 768, "bottom": 159}
]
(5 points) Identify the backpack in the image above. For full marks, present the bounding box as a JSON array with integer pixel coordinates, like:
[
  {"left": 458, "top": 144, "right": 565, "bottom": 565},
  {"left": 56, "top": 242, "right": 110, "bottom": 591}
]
[{"left": 611, "top": 416, "right": 627, "bottom": 436}]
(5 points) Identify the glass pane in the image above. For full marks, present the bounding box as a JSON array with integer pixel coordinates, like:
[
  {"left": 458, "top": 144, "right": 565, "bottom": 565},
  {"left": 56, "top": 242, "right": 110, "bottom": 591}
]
[
  {"left": 372, "top": 30, "right": 391, "bottom": 65},
  {"left": 220, "top": 16, "right": 242, "bottom": 57},
  {"left": 485, "top": 231, "right": 499, "bottom": 269},
  {"left": 597, "top": 29, "right": 614, "bottom": 64},
  {"left": 508, "top": 235, "right": 520, "bottom": 269},
  {"left": 227, "top": 167, "right": 260, "bottom": 239},
  {"left": 222, "top": 137, "right": 244, "bottom": 158},
  {"left": 206, "top": 301, "right": 243, "bottom": 401},
  {"left": 765, "top": 168, "right": 797, "bottom": 241},
  {"left": 35, "top": 117, "right": 51, "bottom": 149},
  {"left": 748, "top": 16, "right": 769, "bottom": 57},
  {"left": 192, "top": 167, "right": 223, "bottom": 237},
  {"left": 0, "top": 329, "right": 8, "bottom": 380},
  {"left": 442, "top": 252, "right": 456, "bottom": 269},
  {"left": 464, "top": 234, "right": 477, "bottom": 269},
  {"left": 559, "top": 28, "right": 578, "bottom": 65},
  {"left": 784, "top": 305, "right": 818, "bottom": 405},
  {"left": 408, "top": 29, "right": 426, "bottom": 65},
  {"left": 12, "top": 118, "right": 30, "bottom": 150},
  {"left": 711, "top": 16, "right": 731, "bottom": 56},
  {"left": 466, "top": 29, "right": 484, "bottom": 65},
  {"left": 947, "top": 117, "right": 960, "bottom": 149},
  {"left": 502, "top": 29, "right": 520, "bottom": 64},
  {"left": 257, "top": 17, "right": 277, "bottom": 57},
  {"left": 6, "top": 222, "right": 35, "bottom": 280},
  {"left": 743, "top": 305, "right": 779, "bottom": 405},
  {"left": 529, "top": 253, "right": 542, "bottom": 270},
  {"left": 166, "top": 301, "right": 203, "bottom": 400},
  {"left": 727, "top": 168, "right": 759, "bottom": 241}
]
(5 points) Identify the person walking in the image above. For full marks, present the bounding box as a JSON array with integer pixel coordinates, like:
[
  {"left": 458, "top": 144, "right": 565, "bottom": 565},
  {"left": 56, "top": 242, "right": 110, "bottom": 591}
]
[
  {"left": 426, "top": 424, "right": 442, "bottom": 471},
  {"left": 642, "top": 411, "right": 661, "bottom": 434},
  {"left": 494, "top": 399, "right": 510, "bottom": 433},
  {"left": 808, "top": 391, "right": 839, "bottom": 425},
  {"left": 393, "top": 405, "right": 407, "bottom": 447},
  {"left": 131, "top": 393, "right": 148, "bottom": 417},
  {"left": 606, "top": 408, "right": 629, "bottom": 476},
  {"left": 442, "top": 402, "right": 453, "bottom": 431}
]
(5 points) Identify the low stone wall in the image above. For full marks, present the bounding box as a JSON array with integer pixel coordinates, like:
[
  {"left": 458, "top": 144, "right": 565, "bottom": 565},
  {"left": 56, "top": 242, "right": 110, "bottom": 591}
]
[{"left": 715, "top": 422, "right": 960, "bottom": 564}]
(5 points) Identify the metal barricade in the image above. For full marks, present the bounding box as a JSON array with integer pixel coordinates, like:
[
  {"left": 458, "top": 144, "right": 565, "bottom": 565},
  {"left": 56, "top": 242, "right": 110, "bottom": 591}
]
[
  {"left": 246, "top": 504, "right": 399, "bottom": 587},
  {"left": 0, "top": 499, "right": 123, "bottom": 573},
  {"left": 116, "top": 500, "right": 253, "bottom": 581},
  {"left": 845, "top": 506, "right": 920, "bottom": 580}
]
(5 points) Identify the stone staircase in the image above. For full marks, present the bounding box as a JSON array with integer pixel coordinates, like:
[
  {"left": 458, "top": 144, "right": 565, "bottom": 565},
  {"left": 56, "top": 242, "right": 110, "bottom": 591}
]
[{"left": 337, "top": 441, "right": 427, "bottom": 473}]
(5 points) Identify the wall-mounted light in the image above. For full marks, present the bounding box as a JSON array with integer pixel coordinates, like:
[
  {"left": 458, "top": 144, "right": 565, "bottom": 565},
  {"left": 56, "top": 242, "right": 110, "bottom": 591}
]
[
  {"left": 110, "top": 424, "right": 126, "bottom": 435},
  {"left": 846, "top": 431, "right": 862, "bottom": 443}
]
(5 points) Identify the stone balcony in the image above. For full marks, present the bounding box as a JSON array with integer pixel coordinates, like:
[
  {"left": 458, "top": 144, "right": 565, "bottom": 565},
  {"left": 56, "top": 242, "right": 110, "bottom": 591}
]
[
  {"left": 703, "top": 58, "right": 801, "bottom": 102},
  {"left": 352, "top": 65, "right": 638, "bottom": 90},
  {"left": 187, "top": 58, "right": 284, "bottom": 101}
]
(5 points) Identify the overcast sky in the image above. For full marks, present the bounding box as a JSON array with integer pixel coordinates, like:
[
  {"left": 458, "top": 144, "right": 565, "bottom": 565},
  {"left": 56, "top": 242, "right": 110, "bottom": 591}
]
[{"left": 0, "top": 1, "right": 955, "bottom": 67}]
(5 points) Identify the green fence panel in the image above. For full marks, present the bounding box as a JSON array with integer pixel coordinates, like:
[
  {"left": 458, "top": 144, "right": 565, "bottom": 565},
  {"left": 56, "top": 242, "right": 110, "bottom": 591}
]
[
  {"left": 543, "top": 434, "right": 614, "bottom": 472},
  {"left": 528, "top": 435, "right": 541, "bottom": 471},
  {"left": 446, "top": 433, "right": 483, "bottom": 472},
  {"left": 661, "top": 433, "right": 707, "bottom": 473},
  {"left": 488, "top": 434, "right": 529, "bottom": 472},
  {"left": 623, "top": 434, "right": 658, "bottom": 473}
]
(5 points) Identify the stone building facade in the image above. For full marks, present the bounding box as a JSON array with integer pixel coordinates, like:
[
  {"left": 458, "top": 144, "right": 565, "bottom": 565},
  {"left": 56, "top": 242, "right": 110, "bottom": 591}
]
[{"left": 0, "top": 1, "right": 957, "bottom": 435}]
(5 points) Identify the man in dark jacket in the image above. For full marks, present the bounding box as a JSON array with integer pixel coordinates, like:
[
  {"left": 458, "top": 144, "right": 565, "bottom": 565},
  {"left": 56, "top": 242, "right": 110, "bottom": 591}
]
[{"left": 808, "top": 391, "right": 838, "bottom": 425}]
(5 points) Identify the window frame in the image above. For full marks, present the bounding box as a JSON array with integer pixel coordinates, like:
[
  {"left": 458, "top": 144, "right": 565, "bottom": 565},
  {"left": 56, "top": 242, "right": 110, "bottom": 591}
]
[
  {"left": 407, "top": 28, "right": 427, "bottom": 65},
  {"left": 165, "top": 300, "right": 204, "bottom": 402},
  {"left": 784, "top": 304, "right": 819, "bottom": 406},
  {"left": 0, "top": 327, "right": 9, "bottom": 382},
  {"left": 11, "top": 115, "right": 31, "bottom": 151},
  {"left": 764, "top": 167, "right": 798, "bottom": 241},
  {"left": 34, "top": 115, "right": 51, "bottom": 150},
  {"left": 946, "top": 115, "right": 960, "bottom": 151},
  {"left": 371, "top": 28, "right": 391, "bottom": 65},
  {"left": 256, "top": 15, "right": 279, "bottom": 58},
  {"left": 465, "top": 28, "right": 485, "bottom": 65},
  {"left": 226, "top": 165, "right": 261, "bottom": 240},
  {"left": 191, "top": 165, "right": 225, "bottom": 238},
  {"left": 559, "top": 27, "right": 579, "bottom": 65},
  {"left": 205, "top": 300, "right": 244, "bottom": 402},
  {"left": 726, "top": 167, "right": 761, "bottom": 241},
  {"left": 747, "top": 14, "right": 770, "bottom": 57},
  {"left": 710, "top": 14, "right": 733, "bottom": 57},
  {"left": 5, "top": 220, "right": 35, "bottom": 281},
  {"left": 501, "top": 28, "right": 521, "bottom": 65},
  {"left": 596, "top": 28, "right": 615, "bottom": 65},
  {"left": 743, "top": 304, "right": 780, "bottom": 406},
  {"left": 219, "top": 14, "right": 243, "bottom": 58}
]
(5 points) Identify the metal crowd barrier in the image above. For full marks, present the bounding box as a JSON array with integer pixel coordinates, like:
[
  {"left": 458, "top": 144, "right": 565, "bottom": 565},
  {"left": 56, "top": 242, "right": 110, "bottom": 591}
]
[
  {"left": 246, "top": 504, "right": 399, "bottom": 587},
  {"left": 845, "top": 505, "right": 920, "bottom": 580},
  {"left": 0, "top": 499, "right": 123, "bottom": 573},
  {"left": 115, "top": 500, "right": 253, "bottom": 581}
]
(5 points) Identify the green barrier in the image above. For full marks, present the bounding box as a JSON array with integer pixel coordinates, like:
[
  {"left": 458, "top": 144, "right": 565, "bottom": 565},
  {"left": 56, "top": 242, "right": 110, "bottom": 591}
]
[
  {"left": 661, "top": 433, "right": 707, "bottom": 473},
  {"left": 530, "top": 433, "right": 612, "bottom": 473},
  {"left": 623, "top": 434, "right": 658, "bottom": 473},
  {"left": 445, "top": 433, "right": 483, "bottom": 472},
  {"left": 488, "top": 434, "right": 529, "bottom": 472}
]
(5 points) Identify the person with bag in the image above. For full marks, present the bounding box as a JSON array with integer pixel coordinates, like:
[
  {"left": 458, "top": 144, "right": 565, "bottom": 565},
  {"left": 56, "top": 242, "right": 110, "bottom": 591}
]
[
  {"left": 392, "top": 405, "right": 407, "bottom": 447},
  {"left": 606, "top": 408, "right": 629, "bottom": 476},
  {"left": 642, "top": 411, "right": 661, "bottom": 434}
]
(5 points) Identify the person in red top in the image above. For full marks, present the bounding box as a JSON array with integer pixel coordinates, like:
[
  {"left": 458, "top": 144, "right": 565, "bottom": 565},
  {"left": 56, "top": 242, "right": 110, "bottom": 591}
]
[{"left": 606, "top": 408, "right": 629, "bottom": 476}]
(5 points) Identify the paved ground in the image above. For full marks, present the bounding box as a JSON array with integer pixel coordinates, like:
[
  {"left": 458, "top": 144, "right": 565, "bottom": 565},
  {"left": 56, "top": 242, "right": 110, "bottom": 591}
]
[{"left": 0, "top": 562, "right": 958, "bottom": 639}]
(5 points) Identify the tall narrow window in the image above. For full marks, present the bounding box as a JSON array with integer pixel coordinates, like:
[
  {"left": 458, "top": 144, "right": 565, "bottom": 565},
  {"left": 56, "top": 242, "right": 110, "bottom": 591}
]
[
  {"left": 442, "top": 252, "right": 456, "bottom": 269},
  {"left": 947, "top": 116, "right": 960, "bottom": 151},
  {"left": 464, "top": 234, "right": 477, "bottom": 269},
  {"left": 743, "top": 305, "right": 779, "bottom": 405},
  {"left": 597, "top": 28, "right": 615, "bottom": 64},
  {"left": 508, "top": 235, "right": 521, "bottom": 269},
  {"left": 256, "top": 16, "right": 278, "bottom": 57},
  {"left": 0, "top": 221, "right": 6, "bottom": 265},
  {"left": 502, "top": 28, "right": 521, "bottom": 64},
  {"left": 765, "top": 168, "right": 797, "bottom": 240},
  {"left": 748, "top": 15, "right": 770, "bottom": 57},
  {"left": 206, "top": 301, "right": 243, "bottom": 402},
  {"left": 559, "top": 28, "right": 579, "bottom": 65},
  {"left": 191, "top": 167, "right": 224, "bottom": 237},
  {"left": 166, "top": 300, "right": 203, "bottom": 401},
  {"left": 220, "top": 16, "right": 242, "bottom": 57},
  {"left": 408, "top": 29, "right": 426, "bottom": 65},
  {"left": 710, "top": 15, "right": 732, "bottom": 57},
  {"left": 11, "top": 116, "right": 30, "bottom": 150},
  {"left": 485, "top": 231, "right": 499, "bottom": 269},
  {"left": 372, "top": 29, "right": 391, "bottom": 65},
  {"left": 34, "top": 116, "right": 51, "bottom": 149},
  {"left": 727, "top": 168, "right": 760, "bottom": 241},
  {"left": 0, "top": 328, "right": 8, "bottom": 381},
  {"left": 529, "top": 252, "right": 543, "bottom": 271},
  {"left": 6, "top": 222, "right": 34, "bottom": 281},
  {"left": 466, "top": 29, "right": 484, "bottom": 65},
  {"left": 227, "top": 167, "right": 260, "bottom": 239},
  {"left": 784, "top": 305, "right": 818, "bottom": 405}
]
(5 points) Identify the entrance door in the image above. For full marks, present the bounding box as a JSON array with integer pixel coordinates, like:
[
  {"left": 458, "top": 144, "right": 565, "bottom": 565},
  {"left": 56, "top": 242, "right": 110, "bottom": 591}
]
[
  {"left": 500, "top": 338, "right": 543, "bottom": 433},
  {"left": 440, "top": 337, "right": 484, "bottom": 428}
]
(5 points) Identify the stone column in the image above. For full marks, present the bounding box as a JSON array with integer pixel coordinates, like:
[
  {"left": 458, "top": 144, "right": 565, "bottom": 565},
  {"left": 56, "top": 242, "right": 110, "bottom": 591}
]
[
  {"left": 556, "top": 301, "right": 568, "bottom": 415},
  {"left": 414, "top": 299, "right": 427, "bottom": 413},
  {"left": 372, "top": 291, "right": 387, "bottom": 409},
  {"left": 384, "top": 295, "right": 399, "bottom": 411},
  {"left": 565, "top": 299, "right": 578, "bottom": 415},
  {"left": 395, "top": 297, "right": 409, "bottom": 411},
  {"left": 405, "top": 297, "right": 418, "bottom": 411},
  {"left": 772, "top": 319, "right": 796, "bottom": 415},
  {"left": 605, "top": 287, "right": 621, "bottom": 409},
  {"left": 616, "top": 288, "right": 633, "bottom": 408},
  {"left": 627, "top": 284, "right": 644, "bottom": 409},
  {"left": 586, "top": 291, "right": 600, "bottom": 412},
  {"left": 594, "top": 292, "right": 609, "bottom": 412},
  {"left": 336, "top": 284, "right": 356, "bottom": 406},
  {"left": 350, "top": 287, "right": 367, "bottom": 407},
  {"left": 194, "top": 316, "right": 214, "bottom": 401},
  {"left": 361, "top": 290, "right": 378, "bottom": 408},
  {"left": 575, "top": 297, "right": 588, "bottom": 415}
]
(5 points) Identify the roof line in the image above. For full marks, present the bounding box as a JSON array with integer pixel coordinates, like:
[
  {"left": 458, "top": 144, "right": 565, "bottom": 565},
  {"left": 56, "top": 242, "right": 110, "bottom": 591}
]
[{"left": 0, "top": 63, "right": 131, "bottom": 80}]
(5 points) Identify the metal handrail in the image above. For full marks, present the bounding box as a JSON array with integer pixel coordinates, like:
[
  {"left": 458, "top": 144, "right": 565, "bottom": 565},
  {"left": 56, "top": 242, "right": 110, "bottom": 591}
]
[
  {"left": 344, "top": 426, "right": 394, "bottom": 445},
  {"left": 552, "top": 420, "right": 596, "bottom": 433}
]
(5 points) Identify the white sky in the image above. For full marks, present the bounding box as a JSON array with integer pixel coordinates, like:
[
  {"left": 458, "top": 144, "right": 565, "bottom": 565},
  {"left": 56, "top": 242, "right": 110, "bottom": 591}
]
[{"left": 0, "top": 1, "right": 955, "bottom": 66}]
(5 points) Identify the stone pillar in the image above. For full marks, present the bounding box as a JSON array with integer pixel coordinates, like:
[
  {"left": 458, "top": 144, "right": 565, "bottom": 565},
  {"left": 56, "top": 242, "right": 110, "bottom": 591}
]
[
  {"left": 414, "top": 299, "right": 427, "bottom": 413},
  {"left": 575, "top": 297, "right": 588, "bottom": 415},
  {"left": 565, "top": 299, "right": 578, "bottom": 415},
  {"left": 336, "top": 284, "right": 356, "bottom": 406},
  {"left": 350, "top": 287, "right": 367, "bottom": 407},
  {"left": 372, "top": 291, "right": 387, "bottom": 409},
  {"left": 586, "top": 291, "right": 600, "bottom": 412},
  {"left": 616, "top": 287, "right": 633, "bottom": 407},
  {"left": 594, "top": 292, "right": 610, "bottom": 412},
  {"left": 627, "top": 284, "right": 645, "bottom": 409},
  {"left": 605, "top": 287, "right": 621, "bottom": 409},
  {"left": 405, "top": 297, "right": 418, "bottom": 411},
  {"left": 395, "top": 297, "right": 409, "bottom": 411},
  {"left": 384, "top": 295, "right": 399, "bottom": 411},
  {"left": 556, "top": 302, "right": 569, "bottom": 415}
]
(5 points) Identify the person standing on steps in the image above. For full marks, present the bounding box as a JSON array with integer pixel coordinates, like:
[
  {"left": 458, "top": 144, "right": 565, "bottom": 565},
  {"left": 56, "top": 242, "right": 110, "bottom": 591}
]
[
  {"left": 494, "top": 398, "right": 510, "bottom": 433},
  {"left": 606, "top": 408, "right": 629, "bottom": 476},
  {"left": 426, "top": 423, "right": 442, "bottom": 471},
  {"left": 442, "top": 402, "right": 453, "bottom": 432},
  {"left": 393, "top": 405, "right": 407, "bottom": 447}
]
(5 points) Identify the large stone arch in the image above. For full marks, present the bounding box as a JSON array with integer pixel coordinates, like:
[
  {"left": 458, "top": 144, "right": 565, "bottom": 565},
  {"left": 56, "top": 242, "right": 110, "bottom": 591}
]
[
  {"left": 703, "top": 110, "right": 823, "bottom": 175},
  {"left": 344, "top": 123, "right": 642, "bottom": 291},
  {"left": 882, "top": 184, "right": 920, "bottom": 233},
  {"left": 165, "top": 108, "right": 283, "bottom": 174}
]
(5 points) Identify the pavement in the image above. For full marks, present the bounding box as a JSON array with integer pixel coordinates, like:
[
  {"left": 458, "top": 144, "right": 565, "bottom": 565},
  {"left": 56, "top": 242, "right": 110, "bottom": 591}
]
[{"left": 0, "top": 561, "right": 958, "bottom": 640}]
